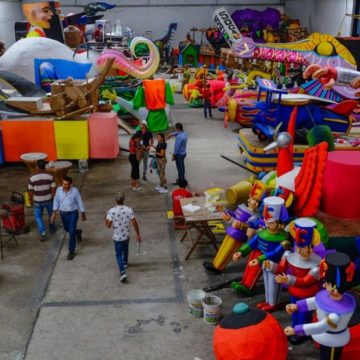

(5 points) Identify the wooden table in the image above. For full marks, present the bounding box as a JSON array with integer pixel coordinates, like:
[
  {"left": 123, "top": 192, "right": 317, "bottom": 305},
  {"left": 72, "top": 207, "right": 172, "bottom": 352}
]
[{"left": 180, "top": 197, "right": 223, "bottom": 260}]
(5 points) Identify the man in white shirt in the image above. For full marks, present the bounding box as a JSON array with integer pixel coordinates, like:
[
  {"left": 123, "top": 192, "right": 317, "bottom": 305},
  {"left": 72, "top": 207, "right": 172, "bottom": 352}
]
[{"left": 105, "top": 192, "right": 141, "bottom": 282}]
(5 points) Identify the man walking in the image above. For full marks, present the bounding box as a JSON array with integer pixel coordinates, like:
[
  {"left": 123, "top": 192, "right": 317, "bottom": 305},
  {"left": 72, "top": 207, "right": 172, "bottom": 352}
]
[
  {"left": 202, "top": 83, "right": 213, "bottom": 118},
  {"left": 51, "top": 176, "right": 86, "bottom": 260},
  {"left": 105, "top": 192, "right": 141, "bottom": 283},
  {"left": 139, "top": 120, "right": 153, "bottom": 181},
  {"left": 166, "top": 122, "right": 188, "bottom": 185},
  {"left": 28, "top": 159, "right": 56, "bottom": 241}
]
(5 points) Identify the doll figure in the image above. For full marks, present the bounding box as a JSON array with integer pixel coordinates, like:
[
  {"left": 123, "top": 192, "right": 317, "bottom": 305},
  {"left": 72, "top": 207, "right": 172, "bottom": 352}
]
[
  {"left": 284, "top": 252, "right": 356, "bottom": 360},
  {"left": 203, "top": 181, "right": 268, "bottom": 274},
  {"left": 232, "top": 196, "right": 290, "bottom": 302},
  {"left": 263, "top": 218, "right": 322, "bottom": 343}
]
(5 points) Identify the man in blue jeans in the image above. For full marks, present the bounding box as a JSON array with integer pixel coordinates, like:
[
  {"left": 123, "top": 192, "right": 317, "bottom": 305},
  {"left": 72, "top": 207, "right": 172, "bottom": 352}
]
[
  {"left": 105, "top": 192, "right": 141, "bottom": 283},
  {"left": 28, "top": 159, "right": 56, "bottom": 241},
  {"left": 166, "top": 122, "right": 188, "bottom": 185},
  {"left": 51, "top": 176, "right": 86, "bottom": 260}
]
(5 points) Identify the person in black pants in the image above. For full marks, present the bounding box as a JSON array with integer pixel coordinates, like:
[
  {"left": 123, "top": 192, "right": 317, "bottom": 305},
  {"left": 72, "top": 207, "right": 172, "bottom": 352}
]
[{"left": 128, "top": 132, "right": 142, "bottom": 191}]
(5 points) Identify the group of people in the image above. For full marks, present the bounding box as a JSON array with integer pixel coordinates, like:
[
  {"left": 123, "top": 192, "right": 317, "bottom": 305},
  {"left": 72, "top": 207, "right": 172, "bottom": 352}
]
[
  {"left": 28, "top": 120, "right": 192, "bottom": 282},
  {"left": 128, "top": 121, "right": 188, "bottom": 193}
]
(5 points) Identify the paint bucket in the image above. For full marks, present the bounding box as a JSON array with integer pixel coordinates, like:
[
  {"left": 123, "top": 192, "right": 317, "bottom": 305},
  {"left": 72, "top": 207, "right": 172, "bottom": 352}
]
[
  {"left": 202, "top": 295, "right": 222, "bottom": 325},
  {"left": 226, "top": 181, "right": 252, "bottom": 205},
  {"left": 187, "top": 289, "right": 206, "bottom": 318}
]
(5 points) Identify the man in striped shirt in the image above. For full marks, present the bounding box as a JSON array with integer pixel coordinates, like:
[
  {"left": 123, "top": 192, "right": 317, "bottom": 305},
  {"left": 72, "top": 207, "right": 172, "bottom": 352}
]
[{"left": 28, "top": 159, "right": 56, "bottom": 241}]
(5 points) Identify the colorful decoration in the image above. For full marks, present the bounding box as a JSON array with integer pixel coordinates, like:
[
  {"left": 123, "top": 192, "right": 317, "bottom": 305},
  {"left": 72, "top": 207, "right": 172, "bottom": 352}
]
[
  {"left": 264, "top": 217, "right": 322, "bottom": 344},
  {"left": 232, "top": 196, "right": 290, "bottom": 301},
  {"left": 213, "top": 303, "right": 288, "bottom": 360},
  {"left": 203, "top": 181, "right": 268, "bottom": 274},
  {"left": 97, "top": 37, "right": 160, "bottom": 80},
  {"left": 284, "top": 252, "right": 356, "bottom": 360}
]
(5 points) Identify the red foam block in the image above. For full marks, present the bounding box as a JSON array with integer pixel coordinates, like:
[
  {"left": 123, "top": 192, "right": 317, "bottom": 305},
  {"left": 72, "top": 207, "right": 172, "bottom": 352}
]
[
  {"left": 88, "top": 112, "right": 119, "bottom": 159},
  {"left": 322, "top": 151, "right": 360, "bottom": 219}
]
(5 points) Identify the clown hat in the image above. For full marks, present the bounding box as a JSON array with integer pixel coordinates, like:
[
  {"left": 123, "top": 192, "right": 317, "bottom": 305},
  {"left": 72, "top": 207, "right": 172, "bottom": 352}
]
[
  {"left": 249, "top": 181, "right": 269, "bottom": 202},
  {"left": 262, "top": 196, "right": 288, "bottom": 222},
  {"left": 289, "top": 218, "right": 320, "bottom": 247}
]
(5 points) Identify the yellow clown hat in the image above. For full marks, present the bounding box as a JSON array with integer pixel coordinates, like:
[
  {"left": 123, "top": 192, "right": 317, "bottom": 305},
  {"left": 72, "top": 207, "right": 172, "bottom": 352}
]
[
  {"left": 248, "top": 181, "right": 269, "bottom": 202},
  {"left": 289, "top": 218, "right": 321, "bottom": 247}
]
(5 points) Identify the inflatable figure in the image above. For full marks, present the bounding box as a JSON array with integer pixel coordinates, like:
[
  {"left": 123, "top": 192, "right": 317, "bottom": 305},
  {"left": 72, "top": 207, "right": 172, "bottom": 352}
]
[
  {"left": 232, "top": 196, "right": 290, "bottom": 300},
  {"left": 285, "top": 252, "right": 356, "bottom": 360},
  {"left": 203, "top": 181, "right": 268, "bottom": 274},
  {"left": 263, "top": 218, "right": 322, "bottom": 343}
]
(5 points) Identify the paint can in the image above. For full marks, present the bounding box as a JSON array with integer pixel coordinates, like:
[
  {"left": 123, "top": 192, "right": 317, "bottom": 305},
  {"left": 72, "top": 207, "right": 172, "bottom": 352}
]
[
  {"left": 187, "top": 289, "right": 206, "bottom": 318},
  {"left": 202, "top": 294, "right": 222, "bottom": 324}
]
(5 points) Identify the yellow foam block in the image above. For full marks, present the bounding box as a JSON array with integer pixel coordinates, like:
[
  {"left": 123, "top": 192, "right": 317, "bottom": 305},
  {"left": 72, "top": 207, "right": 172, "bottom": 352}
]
[{"left": 54, "top": 120, "right": 89, "bottom": 159}]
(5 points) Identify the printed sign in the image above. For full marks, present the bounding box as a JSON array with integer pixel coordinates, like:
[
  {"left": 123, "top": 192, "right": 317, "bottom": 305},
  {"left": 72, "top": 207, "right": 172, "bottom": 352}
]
[{"left": 212, "top": 7, "right": 240, "bottom": 47}]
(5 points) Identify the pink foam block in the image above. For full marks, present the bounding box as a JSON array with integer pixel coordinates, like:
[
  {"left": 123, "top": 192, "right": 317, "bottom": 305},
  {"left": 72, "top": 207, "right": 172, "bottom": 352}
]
[
  {"left": 88, "top": 112, "right": 119, "bottom": 159},
  {"left": 322, "top": 151, "right": 360, "bottom": 219}
]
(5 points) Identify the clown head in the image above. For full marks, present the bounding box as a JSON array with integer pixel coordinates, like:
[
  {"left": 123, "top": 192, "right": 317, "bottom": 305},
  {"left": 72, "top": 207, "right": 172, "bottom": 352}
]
[
  {"left": 289, "top": 218, "right": 320, "bottom": 259},
  {"left": 262, "top": 196, "right": 288, "bottom": 233},
  {"left": 22, "top": 0, "right": 54, "bottom": 29}
]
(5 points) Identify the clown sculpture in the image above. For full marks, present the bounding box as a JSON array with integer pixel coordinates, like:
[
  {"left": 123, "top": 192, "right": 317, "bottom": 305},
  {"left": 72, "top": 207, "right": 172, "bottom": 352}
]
[
  {"left": 22, "top": 0, "right": 56, "bottom": 38},
  {"left": 232, "top": 196, "right": 290, "bottom": 305},
  {"left": 203, "top": 181, "right": 268, "bottom": 274},
  {"left": 263, "top": 218, "right": 322, "bottom": 343},
  {"left": 285, "top": 252, "right": 356, "bottom": 360}
]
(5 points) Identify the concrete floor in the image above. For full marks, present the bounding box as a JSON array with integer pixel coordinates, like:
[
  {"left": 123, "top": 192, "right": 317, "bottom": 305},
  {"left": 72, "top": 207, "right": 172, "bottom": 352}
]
[{"left": 1, "top": 94, "right": 359, "bottom": 360}]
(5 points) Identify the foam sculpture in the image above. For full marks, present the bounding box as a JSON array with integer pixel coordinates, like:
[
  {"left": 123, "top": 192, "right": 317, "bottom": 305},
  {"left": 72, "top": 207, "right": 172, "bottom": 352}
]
[
  {"left": 88, "top": 112, "right": 119, "bottom": 159},
  {"left": 322, "top": 151, "right": 360, "bottom": 219},
  {"left": 54, "top": 120, "right": 89, "bottom": 159},
  {"left": 213, "top": 303, "right": 288, "bottom": 360},
  {"left": 1, "top": 118, "right": 57, "bottom": 161}
]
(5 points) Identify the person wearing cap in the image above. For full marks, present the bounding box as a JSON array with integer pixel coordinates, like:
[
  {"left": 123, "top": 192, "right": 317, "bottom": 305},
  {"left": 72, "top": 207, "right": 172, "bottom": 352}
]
[
  {"left": 105, "top": 192, "right": 141, "bottom": 283},
  {"left": 285, "top": 252, "right": 356, "bottom": 360},
  {"left": 28, "top": 159, "right": 57, "bottom": 241},
  {"left": 263, "top": 217, "right": 323, "bottom": 344},
  {"left": 232, "top": 196, "right": 290, "bottom": 304},
  {"left": 203, "top": 181, "right": 268, "bottom": 274},
  {"left": 138, "top": 120, "right": 153, "bottom": 181},
  {"left": 22, "top": 1, "right": 54, "bottom": 38}
]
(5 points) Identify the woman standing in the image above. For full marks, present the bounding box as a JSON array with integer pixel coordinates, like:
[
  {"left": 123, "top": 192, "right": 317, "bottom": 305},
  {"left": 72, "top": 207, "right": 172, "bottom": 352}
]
[
  {"left": 153, "top": 133, "right": 168, "bottom": 194},
  {"left": 129, "top": 132, "right": 142, "bottom": 191}
]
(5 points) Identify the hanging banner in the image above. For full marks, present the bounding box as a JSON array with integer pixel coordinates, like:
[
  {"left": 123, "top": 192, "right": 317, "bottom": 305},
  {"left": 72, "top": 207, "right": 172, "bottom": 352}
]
[{"left": 212, "top": 7, "right": 241, "bottom": 47}]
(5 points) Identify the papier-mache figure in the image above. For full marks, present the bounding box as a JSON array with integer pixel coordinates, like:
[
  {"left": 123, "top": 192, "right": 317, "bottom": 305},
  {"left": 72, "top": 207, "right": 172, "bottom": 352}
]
[
  {"left": 22, "top": 0, "right": 55, "bottom": 38},
  {"left": 263, "top": 218, "right": 322, "bottom": 343},
  {"left": 285, "top": 252, "right": 356, "bottom": 360},
  {"left": 203, "top": 181, "right": 269, "bottom": 274},
  {"left": 232, "top": 196, "right": 290, "bottom": 302}
]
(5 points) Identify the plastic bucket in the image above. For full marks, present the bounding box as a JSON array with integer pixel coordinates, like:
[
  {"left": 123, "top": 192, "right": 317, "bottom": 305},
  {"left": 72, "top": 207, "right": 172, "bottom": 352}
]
[
  {"left": 202, "top": 295, "right": 222, "bottom": 324},
  {"left": 187, "top": 289, "right": 206, "bottom": 318},
  {"left": 226, "top": 181, "right": 252, "bottom": 205}
]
